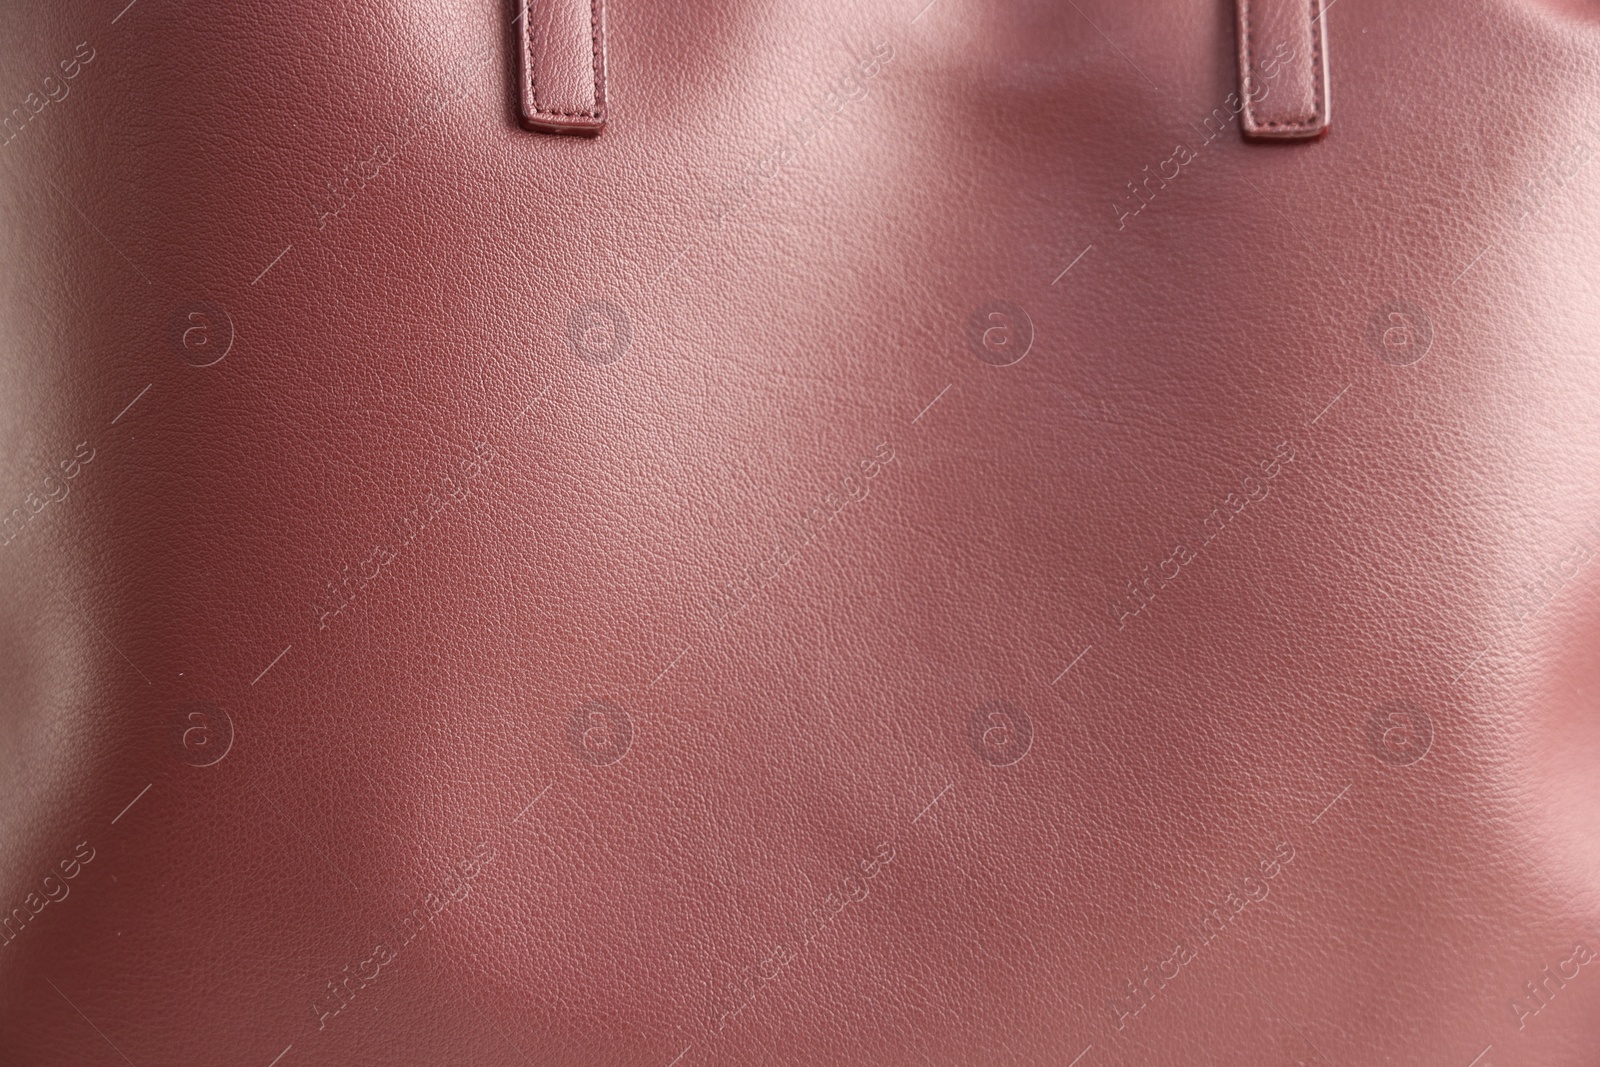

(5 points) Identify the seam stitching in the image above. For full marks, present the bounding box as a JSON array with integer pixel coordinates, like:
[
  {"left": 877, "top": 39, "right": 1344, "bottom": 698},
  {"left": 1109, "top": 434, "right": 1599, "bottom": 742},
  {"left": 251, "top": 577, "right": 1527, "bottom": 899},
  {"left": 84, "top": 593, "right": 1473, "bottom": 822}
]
[
  {"left": 525, "top": 0, "right": 603, "bottom": 121},
  {"left": 1240, "top": 0, "right": 1325, "bottom": 134}
]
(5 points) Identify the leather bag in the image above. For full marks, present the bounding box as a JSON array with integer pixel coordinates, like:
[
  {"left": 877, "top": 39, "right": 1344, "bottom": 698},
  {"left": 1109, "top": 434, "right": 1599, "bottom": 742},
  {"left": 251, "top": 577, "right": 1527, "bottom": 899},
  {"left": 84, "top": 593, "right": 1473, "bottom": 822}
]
[{"left": 3, "top": 0, "right": 1600, "bottom": 1063}]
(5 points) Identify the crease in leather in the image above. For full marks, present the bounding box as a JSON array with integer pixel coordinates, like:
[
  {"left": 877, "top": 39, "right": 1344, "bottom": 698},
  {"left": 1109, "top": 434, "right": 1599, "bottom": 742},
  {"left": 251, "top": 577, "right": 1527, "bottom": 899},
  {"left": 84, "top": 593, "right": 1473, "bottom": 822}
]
[
  {"left": 518, "top": 0, "right": 607, "bottom": 135},
  {"left": 1237, "top": 0, "right": 1330, "bottom": 139}
]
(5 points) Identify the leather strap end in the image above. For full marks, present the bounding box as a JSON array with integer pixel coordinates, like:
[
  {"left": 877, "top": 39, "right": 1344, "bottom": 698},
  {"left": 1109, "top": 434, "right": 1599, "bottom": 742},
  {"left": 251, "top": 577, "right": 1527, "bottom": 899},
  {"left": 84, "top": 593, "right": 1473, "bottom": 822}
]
[
  {"left": 518, "top": 0, "right": 607, "bottom": 136},
  {"left": 1236, "top": 0, "right": 1330, "bottom": 140}
]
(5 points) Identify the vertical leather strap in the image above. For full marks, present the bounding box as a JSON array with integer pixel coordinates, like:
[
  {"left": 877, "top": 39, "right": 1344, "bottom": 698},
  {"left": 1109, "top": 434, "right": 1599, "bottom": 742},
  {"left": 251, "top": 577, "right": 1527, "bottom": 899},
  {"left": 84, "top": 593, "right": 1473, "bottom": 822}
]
[
  {"left": 1236, "top": 0, "right": 1330, "bottom": 140},
  {"left": 518, "top": 0, "right": 607, "bottom": 135}
]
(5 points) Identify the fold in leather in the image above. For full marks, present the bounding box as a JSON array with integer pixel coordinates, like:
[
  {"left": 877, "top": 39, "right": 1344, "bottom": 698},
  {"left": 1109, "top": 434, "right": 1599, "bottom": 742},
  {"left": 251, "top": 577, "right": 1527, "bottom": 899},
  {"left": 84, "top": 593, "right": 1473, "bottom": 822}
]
[
  {"left": 518, "top": 0, "right": 607, "bottom": 135},
  {"left": 1236, "top": 0, "right": 1330, "bottom": 139}
]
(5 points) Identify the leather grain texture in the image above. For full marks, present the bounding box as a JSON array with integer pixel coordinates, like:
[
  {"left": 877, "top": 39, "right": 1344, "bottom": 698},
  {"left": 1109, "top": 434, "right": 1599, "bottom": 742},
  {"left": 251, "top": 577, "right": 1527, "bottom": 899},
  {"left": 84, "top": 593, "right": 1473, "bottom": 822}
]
[
  {"left": 1236, "top": 0, "right": 1330, "bottom": 139},
  {"left": 2, "top": 0, "right": 1600, "bottom": 1064},
  {"left": 519, "top": 0, "right": 607, "bottom": 134}
]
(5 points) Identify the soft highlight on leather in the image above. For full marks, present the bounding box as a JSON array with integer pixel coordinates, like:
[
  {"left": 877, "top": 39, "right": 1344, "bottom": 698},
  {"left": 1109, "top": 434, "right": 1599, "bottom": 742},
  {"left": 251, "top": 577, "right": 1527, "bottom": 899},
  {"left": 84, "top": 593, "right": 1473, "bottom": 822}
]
[{"left": 1, "top": 0, "right": 1599, "bottom": 1064}]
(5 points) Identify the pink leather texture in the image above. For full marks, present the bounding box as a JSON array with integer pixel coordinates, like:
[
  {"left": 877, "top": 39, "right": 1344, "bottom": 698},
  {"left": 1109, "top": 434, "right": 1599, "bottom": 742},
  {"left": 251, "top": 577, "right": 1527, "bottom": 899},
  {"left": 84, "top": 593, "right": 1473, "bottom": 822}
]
[
  {"left": 519, "top": 0, "right": 607, "bottom": 134},
  {"left": 3, "top": 0, "right": 1600, "bottom": 1064},
  {"left": 1236, "top": 0, "right": 1329, "bottom": 139}
]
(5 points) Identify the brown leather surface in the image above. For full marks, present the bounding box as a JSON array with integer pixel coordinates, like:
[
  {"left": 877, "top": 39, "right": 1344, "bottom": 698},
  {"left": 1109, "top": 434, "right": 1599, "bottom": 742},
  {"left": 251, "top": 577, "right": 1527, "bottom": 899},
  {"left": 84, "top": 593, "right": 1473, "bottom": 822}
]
[{"left": 3, "top": 0, "right": 1600, "bottom": 1064}]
